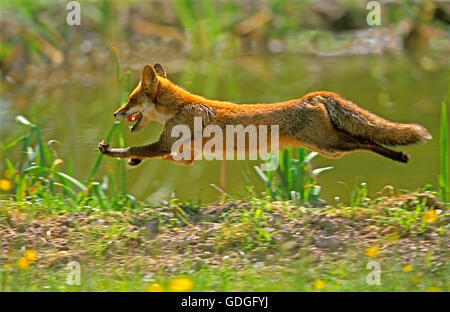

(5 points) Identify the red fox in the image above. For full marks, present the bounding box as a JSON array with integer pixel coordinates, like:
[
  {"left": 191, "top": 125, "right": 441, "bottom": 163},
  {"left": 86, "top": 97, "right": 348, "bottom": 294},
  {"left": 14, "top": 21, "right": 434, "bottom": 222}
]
[{"left": 99, "top": 63, "right": 431, "bottom": 166}]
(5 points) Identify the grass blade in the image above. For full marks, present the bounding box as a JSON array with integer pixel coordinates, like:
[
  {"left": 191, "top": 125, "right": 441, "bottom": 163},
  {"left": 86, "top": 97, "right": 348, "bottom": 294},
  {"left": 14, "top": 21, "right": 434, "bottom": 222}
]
[{"left": 26, "top": 166, "right": 86, "bottom": 192}]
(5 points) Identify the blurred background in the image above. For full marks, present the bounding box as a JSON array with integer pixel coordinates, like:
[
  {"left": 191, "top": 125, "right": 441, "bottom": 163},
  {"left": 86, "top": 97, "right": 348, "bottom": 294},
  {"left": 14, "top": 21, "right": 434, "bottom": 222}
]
[{"left": 0, "top": 0, "right": 449, "bottom": 204}]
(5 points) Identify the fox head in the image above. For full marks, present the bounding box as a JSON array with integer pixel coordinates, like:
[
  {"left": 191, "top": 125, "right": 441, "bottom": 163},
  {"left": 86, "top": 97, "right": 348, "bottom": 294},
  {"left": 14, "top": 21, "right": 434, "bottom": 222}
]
[{"left": 113, "top": 63, "right": 173, "bottom": 132}]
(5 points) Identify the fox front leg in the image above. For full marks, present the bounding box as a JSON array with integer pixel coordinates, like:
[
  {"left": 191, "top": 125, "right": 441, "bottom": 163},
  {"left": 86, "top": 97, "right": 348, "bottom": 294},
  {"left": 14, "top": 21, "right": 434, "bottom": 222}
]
[
  {"left": 125, "top": 154, "right": 194, "bottom": 167},
  {"left": 98, "top": 140, "right": 170, "bottom": 159}
]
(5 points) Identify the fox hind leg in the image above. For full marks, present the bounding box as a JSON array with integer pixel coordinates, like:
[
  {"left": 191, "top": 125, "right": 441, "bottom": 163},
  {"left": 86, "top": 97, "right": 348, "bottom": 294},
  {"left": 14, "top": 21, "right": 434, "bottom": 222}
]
[
  {"left": 330, "top": 133, "right": 410, "bottom": 163},
  {"left": 128, "top": 158, "right": 142, "bottom": 166},
  {"left": 365, "top": 141, "right": 409, "bottom": 163},
  {"left": 348, "top": 136, "right": 409, "bottom": 163}
]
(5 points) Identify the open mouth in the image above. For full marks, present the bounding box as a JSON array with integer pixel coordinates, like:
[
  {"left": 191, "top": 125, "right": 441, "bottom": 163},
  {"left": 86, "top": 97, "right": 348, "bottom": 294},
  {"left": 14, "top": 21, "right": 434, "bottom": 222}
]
[{"left": 127, "top": 112, "right": 142, "bottom": 132}]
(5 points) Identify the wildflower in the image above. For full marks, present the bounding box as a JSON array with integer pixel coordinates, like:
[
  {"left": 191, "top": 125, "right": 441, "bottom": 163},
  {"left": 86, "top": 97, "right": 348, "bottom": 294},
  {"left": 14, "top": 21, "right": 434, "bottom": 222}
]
[
  {"left": 313, "top": 280, "right": 325, "bottom": 290},
  {"left": 402, "top": 264, "right": 412, "bottom": 272},
  {"left": 0, "top": 179, "right": 12, "bottom": 191},
  {"left": 147, "top": 283, "right": 164, "bottom": 292},
  {"left": 168, "top": 277, "right": 194, "bottom": 292},
  {"left": 422, "top": 210, "right": 437, "bottom": 223},
  {"left": 3, "top": 169, "right": 14, "bottom": 179},
  {"left": 112, "top": 47, "right": 118, "bottom": 56},
  {"left": 365, "top": 246, "right": 380, "bottom": 258},
  {"left": 24, "top": 249, "right": 37, "bottom": 262},
  {"left": 3, "top": 263, "right": 12, "bottom": 270},
  {"left": 17, "top": 257, "right": 29, "bottom": 270},
  {"left": 426, "top": 286, "right": 440, "bottom": 292}
]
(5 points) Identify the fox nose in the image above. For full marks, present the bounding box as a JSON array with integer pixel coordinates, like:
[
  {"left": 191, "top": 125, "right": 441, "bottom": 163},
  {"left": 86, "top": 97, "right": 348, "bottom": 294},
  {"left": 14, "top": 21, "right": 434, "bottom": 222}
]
[{"left": 113, "top": 111, "right": 126, "bottom": 120}]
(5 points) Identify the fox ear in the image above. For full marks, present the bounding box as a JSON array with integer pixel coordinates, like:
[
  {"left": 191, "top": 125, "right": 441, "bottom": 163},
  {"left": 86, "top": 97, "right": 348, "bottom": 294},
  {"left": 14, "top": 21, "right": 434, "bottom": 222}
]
[
  {"left": 141, "top": 64, "right": 157, "bottom": 90},
  {"left": 153, "top": 63, "right": 167, "bottom": 78}
]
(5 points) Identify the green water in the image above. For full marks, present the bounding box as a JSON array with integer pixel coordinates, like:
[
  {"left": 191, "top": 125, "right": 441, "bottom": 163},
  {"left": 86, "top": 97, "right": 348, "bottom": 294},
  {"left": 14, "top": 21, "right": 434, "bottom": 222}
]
[{"left": 0, "top": 54, "right": 448, "bottom": 203}]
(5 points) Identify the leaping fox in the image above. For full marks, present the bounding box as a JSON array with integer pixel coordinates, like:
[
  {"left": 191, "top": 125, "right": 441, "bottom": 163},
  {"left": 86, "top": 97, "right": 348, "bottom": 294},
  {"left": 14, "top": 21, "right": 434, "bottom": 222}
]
[{"left": 98, "top": 63, "right": 431, "bottom": 166}]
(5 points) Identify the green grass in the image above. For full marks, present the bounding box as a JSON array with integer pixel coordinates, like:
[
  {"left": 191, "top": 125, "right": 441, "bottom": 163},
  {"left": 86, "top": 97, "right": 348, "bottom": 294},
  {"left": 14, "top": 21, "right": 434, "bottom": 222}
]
[
  {"left": 255, "top": 148, "right": 332, "bottom": 203},
  {"left": 2, "top": 253, "right": 447, "bottom": 292},
  {"left": 0, "top": 189, "right": 448, "bottom": 292}
]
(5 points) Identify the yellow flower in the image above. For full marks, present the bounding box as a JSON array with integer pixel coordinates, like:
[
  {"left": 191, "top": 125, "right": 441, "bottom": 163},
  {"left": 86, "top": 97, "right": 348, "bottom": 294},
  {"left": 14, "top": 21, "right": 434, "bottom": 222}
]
[
  {"left": 426, "top": 286, "right": 440, "bottom": 292},
  {"left": 3, "top": 169, "right": 14, "bottom": 179},
  {"left": 168, "top": 277, "right": 194, "bottom": 292},
  {"left": 313, "top": 279, "right": 325, "bottom": 290},
  {"left": 147, "top": 283, "right": 164, "bottom": 292},
  {"left": 422, "top": 210, "right": 437, "bottom": 223},
  {"left": 24, "top": 249, "right": 37, "bottom": 262},
  {"left": 3, "top": 263, "right": 12, "bottom": 270},
  {"left": 402, "top": 264, "right": 413, "bottom": 272},
  {"left": 365, "top": 246, "right": 380, "bottom": 258},
  {"left": 0, "top": 179, "right": 12, "bottom": 191},
  {"left": 17, "top": 257, "right": 29, "bottom": 270}
]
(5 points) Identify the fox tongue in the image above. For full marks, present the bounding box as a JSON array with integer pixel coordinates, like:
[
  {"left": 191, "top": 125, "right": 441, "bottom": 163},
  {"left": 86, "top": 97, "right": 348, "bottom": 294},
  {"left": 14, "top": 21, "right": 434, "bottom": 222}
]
[{"left": 127, "top": 114, "right": 135, "bottom": 122}]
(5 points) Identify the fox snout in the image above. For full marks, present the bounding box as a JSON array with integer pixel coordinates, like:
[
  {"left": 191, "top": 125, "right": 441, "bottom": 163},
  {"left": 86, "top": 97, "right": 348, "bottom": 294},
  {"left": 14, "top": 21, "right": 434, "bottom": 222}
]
[
  {"left": 113, "top": 111, "right": 123, "bottom": 119},
  {"left": 113, "top": 108, "right": 128, "bottom": 120},
  {"left": 113, "top": 104, "right": 145, "bottom": 132}
]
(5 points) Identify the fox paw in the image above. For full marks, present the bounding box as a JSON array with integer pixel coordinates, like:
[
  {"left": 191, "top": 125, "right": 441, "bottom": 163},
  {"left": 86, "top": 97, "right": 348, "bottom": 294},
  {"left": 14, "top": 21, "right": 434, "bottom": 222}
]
[
  {"left": 400, "top": 152, "right": 410, "bottom": 163},
  {"left": 128, "top": 158, "right": 142, "bottom": 166},
  {"left": 98, "top": 140, "right": 110, "bottom": 154}
]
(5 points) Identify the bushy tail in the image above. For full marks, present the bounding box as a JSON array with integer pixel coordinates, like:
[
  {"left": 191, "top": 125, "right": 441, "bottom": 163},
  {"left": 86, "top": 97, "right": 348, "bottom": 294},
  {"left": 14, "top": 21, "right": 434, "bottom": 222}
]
[{"left": 316, "top": 92, "right": 432, "bottom": 146}]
